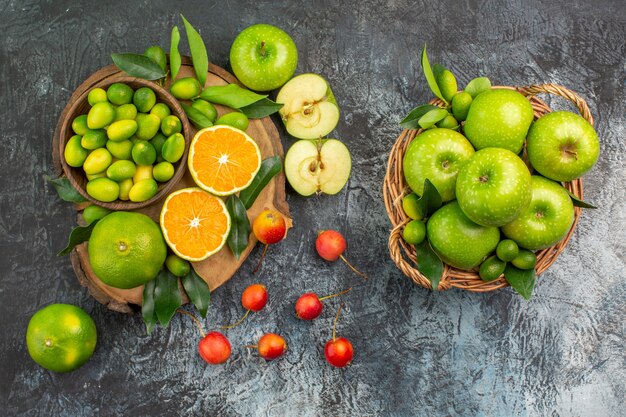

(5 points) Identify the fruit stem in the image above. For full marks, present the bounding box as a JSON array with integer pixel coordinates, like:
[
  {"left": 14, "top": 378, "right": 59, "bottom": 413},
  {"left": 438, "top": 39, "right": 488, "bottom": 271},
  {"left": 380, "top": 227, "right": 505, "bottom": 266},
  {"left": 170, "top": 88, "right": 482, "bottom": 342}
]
[
  {"left": 332, "top": 303, "right": 343, "bottom": 342},
  {"left": 252, "top": 244, "right": 269, "bottom": 274},
  {"left": 221, "top": 309, "right": 251, "bottom": 330},
  {"left": 339, "top": 255, "right": 368, "bottom": 280},
  {"left": 260, "top": 41, "right": 266, "bottom": 57},
  {"left": 244, "top": 344, "right": 259, "bottom": 349},
  {"left": 177, "top": 308, "right": 205, "bottom": 338},
  {"left": 319, "top": 287, "right": 353, "bottom": 301}
]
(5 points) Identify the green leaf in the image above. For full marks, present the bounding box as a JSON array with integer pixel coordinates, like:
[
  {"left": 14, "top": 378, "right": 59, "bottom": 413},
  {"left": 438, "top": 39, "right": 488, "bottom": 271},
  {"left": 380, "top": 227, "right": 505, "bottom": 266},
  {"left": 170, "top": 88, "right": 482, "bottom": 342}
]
[
  {"left": 416, "top": 179, "right": 443, "bottom": 217},
  {"left": 57, "top": 220, "right": 98, "bottom": 256},
  {"left": 111, "top": 53, "right": 166, "bottom": 80},
  {"left": 504, "top": 264, "right": 536, "bottom": 300},
  {"left": 181, "top": 15, "right": 209, "bottom": 88},
  {"left": 418, "top": 108, "right": 449, "bottom": 129},
  {"left": 239, "top": 98, "right": 284, "bottom": 119},
  {"left": 44, "top": 175, "right": 88, "bottom": 203},
  {"left": 239, "top": 156, "right": 283, "bottom": 209},
  {"left": 567, "top": 190, "right": 597, "bottom": 209},
  {"left": 421, "top": 45, "right": 446, "bottom": 102},
  {"left": 225, "top": 195, "right": 251, "bottom": 260},
  {"left": 414, "top": 240, "right": 444, "bottom": 290},
  {"left": 181, "top": 102, "right": 213, "bottom": 129},
  {"left": 142, "top": 279, "right": 157, "bottom": 334},
  {"left": 200, "top": 84, "right": 267, "bottom": 109},
  {"left": 153, "top": 270, "right": 182, "bottom": 326},
  {"left": 464, "top": 77, "right": 492, "bottom": 98},
  {"left": 181, "top": 269, "right": 211, "bottom": 318},
  {"left": 170, "top": 26, "right": 181, "bottom": 80},
  {"left": 400, "top": 104, "right": 440, "bottom": 129}
]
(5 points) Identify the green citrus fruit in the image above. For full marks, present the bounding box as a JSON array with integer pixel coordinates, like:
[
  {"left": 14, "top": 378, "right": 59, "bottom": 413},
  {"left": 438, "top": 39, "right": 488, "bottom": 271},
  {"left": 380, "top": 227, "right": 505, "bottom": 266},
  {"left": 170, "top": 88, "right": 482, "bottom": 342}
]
[
  {"left": 511, "top": 249, "right": 537, "bottom": 270},
  {"left": 135, "top": 113, "right": 161, "bottom": 140},
  {"left": 87, "top": 88, "right": 108, "bottom": 106},
  {"left": 87, "top": 102, "right": 116, "bottom": 129},
  {"left": 132, "top": 141, "right": 157, "bottom": 166},
  {"left": 165, "top": 254, "right": 191, "bottom": 277},
  {"left": 435, "top": 69, "right": 458, "bottom": 103},
  {"left": 81, "top": 129, "right": 107, "bottom": 150},
  {"left": 160, "top": 115, "right": 182, "bottom": 136},
  {"left": 403, "top": 220, "right": 426, "bottom": 245},
  {"left": 118, "top": 178, "right": 133, "bottom": 201},
  {"left": 83, "top": 148, "right": 112, "bottom": 175},
  {"left": 436, "top": 114, "right": 459, "bottom": 129},
  {"left": 88, "top": 211, "right": 167, "bottom": 289},
  {"left": 26, "top": 303, "right": 97, "bottom": 373},
  {"left": 479, "top": 256, "right": 506, "bottom": 281},
  {"left": 133, "top": 87, "right": 157, "bottom": 113},
  {"left": 144, "top": 45, "right": 167, "bottom": 72},
  {"left": 150, "top": 103, "right": 171, "bottom": 120},
  {"left": 496, "top": 239, "right": 519, "bottom": 262},
  {"left": 113, "top": 103, "right": 138, "bottom": 122},
  {"left": 215, "top": 112, "right": 249, "bottom": 131},
  {"left": 161, "top": 133, "right": 185, "bottom": 163},
  {"left": 451, "top": 92, "right": 472, "bottom": 121},
  {"left": 107, "top": 83, "right": 134, "bottom": 105},
  {"left": 128, "top": 179, "right": 158, "bottom": 202},
  {"left": 153, "top": 161, "right": 175, "bottom": 182},
  {"left": 191, "top": 99, "right": 217, "bottom": 123},
  {"left": 107, "top": 120, "right": 138, "bottom": 142},
  {"left": 64, "top": 135, "right": 88, "bottom": 168},
  {"left": 169, "top": 77, "right": 202, "bottom": 100},
  {"left": 106, "top": 160, "right": 137, "bottom": 181},
  {"left": 86, "top": 177, "right": 119, "bottom": 202},
  {"left": 402, "top": 193, "right": 424, "bottom": 220},
  {"left": 83, "top": 205, "right": 111, "bottom": 224},
  {"left": 71, "top": 114, "right": 89, "bottom": 135},
  {"left": 150, "top": 132, "right": 167, "bottom": 155},
  {"left": 106, "top": 139, "right": 133, "bottom": 160}
]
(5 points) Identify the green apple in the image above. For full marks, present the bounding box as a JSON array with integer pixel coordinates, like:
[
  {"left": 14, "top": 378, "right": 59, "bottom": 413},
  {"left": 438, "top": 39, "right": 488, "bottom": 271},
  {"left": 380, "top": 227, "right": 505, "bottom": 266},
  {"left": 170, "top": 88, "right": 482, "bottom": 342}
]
[
  {"left": 276, "top": 73, "right": 340, "bottom": 139},
  {"left": 426, "top": 201, "right": 500, "bottom": 270},
  {"left": 403, "top": 128, "right": 475, "bottom": 202},
  {"left": 229, "top": 24, "right": 298, "bottom": 91},
  {"left": 527, "top": 111, "right": 600, "bottom": 182},
  {"left": 501, "top": 176, "right": 575, "bottom": 250},
  {"left": 456, "top": 148, "right": 531, "bottom": 227},
  {"left": 463, "top": 89, "right": 534, "bottom": 153},
  {"left": 284, "top": 139, "right": 351, "bottom": 196}
]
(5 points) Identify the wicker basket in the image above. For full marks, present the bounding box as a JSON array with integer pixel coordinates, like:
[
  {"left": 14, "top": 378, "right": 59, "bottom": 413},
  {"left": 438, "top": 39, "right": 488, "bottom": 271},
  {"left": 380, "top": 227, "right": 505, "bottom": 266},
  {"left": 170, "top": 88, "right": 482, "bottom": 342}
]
[{"left": 383, "top": 84, "right": 592, "bottom": 292}]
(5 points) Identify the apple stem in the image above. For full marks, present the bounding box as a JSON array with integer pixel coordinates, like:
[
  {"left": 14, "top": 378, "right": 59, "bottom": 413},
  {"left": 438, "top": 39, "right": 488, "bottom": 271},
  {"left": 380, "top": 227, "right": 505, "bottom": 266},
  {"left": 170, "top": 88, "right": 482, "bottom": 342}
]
[
  {"left": 319, "top": 287, "right": 352, "bottom": 301},
  {"left": 221, "top": 309, "right": 251, "bottom": 330},
  {"left": 331, "top": 303, "right": 343, "bottom": 342},
  {"left": 244, "top": 344, "right": 259, "bottom": 349},
  {"left": 177, "top": 308, "right": 205, "bottom": 338},
  {"left": 260, "top": 41, "right": 266, "bottom": 57},
  {"left": 339, "top": 255, "right": 368, "bottom": 280},
  {"left": 252, "top": 244, "right": 269, "bottom": 274}
]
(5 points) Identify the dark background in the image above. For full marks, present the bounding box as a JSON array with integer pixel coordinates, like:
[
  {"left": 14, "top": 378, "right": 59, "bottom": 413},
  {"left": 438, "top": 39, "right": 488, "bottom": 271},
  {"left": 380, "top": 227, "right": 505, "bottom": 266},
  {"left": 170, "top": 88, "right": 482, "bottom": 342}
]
[{"left": 1, "top": 0, "right": 624, "bottom": 416}]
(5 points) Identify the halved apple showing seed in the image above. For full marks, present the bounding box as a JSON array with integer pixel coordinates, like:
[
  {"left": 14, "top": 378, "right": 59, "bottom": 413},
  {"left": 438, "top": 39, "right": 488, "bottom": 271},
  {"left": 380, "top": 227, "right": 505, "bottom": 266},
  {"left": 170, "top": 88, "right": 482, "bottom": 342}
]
[
  {"left": 276, "top": 73, "right": 340, "bottom": 140},
  {"left": 284, "top": 139, "right": 351, "bottom": 196}
]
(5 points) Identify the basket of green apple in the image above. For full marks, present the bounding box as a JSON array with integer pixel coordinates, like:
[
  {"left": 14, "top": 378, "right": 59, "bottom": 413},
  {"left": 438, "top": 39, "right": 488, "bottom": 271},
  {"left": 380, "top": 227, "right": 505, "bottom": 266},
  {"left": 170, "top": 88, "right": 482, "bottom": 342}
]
[{"left": 383, "top": 47, "right": 599, "bottom": 299}]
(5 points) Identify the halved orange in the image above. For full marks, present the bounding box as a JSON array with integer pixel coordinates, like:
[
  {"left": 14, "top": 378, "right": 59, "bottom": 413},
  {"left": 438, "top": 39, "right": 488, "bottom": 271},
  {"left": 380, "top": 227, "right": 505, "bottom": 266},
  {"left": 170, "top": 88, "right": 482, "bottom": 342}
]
[
  {"left": 160, "top": 187, "right": 231, "bottom": 261},
  {"left": 188, "top": 125, "right": 262, "bottom": 196}
]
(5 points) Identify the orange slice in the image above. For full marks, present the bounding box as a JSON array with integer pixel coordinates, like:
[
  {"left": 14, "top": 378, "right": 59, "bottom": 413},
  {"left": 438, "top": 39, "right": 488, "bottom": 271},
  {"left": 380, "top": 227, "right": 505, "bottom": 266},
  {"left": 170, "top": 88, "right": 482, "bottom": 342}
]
[
  {"left": 160, "top": 187, "right": 231, "bottom": 261},
  {"left": 188, "top": 125, "right": 262, "bottom": 196}
]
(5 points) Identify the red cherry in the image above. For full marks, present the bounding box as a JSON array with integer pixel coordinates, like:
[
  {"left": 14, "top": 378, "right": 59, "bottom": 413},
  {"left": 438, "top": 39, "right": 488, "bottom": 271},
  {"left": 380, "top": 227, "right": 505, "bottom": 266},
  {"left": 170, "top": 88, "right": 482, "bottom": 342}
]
[
  {"left": 324, "top": 337, "right": 353, "bottom": 368},
  {"left": 315, "top": 230, "right": 367, "bottom": 280},
  {"left": 241, "top": 284, "right": 268, "bottom": 312},
  {"left": 198, "top": 332, "right": 231, "bottom": 365},
  {"left": 295, "top": 293, "right": 323, "bottom": 320},
  {"left": 257, "top": 333, "right": 287, "bottom": 360}
]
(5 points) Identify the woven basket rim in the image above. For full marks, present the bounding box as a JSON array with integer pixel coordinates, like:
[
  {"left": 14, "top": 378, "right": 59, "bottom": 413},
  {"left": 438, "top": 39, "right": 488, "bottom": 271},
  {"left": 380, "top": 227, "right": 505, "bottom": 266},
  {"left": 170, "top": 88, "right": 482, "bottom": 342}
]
[{"left": 383, "top": 83, "right": 591, "bottom": 292}]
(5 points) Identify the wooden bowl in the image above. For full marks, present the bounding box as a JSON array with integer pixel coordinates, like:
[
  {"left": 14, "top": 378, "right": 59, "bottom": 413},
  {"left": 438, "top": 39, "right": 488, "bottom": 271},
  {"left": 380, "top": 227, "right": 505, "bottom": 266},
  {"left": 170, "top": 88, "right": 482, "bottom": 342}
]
[{"left": 57, "top": 75, "right": 191, "bottom": 210}]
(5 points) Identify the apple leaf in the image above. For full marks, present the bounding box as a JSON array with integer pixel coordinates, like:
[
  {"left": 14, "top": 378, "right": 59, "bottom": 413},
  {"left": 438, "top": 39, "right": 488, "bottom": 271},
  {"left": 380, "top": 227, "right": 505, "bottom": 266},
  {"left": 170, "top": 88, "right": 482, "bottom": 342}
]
[
  {"left": 464, "top": 77, "right": 492, "bottom": 98},
  {"left": 44, "top": 175, "right": 88, "bottom": 203},
  {"left": 181, "top": 15, "right": 209, "bottom": 88},
  {"left": 414, "top": 240, "right": 444, "bottom": 290},
  {"left": 225, "top": 195, "right": 251, "bottom": 260},
  {"left": 200, "top": 84, "right": 267, "bottom": 109},
  {"left": 57, "top": 219, "right": 99, "bottom": 256},
  {"left": 170, "top": 26, "right": 181, "bottom": 80},
  {"left": 400, "top": 104, "right": 440, "bottom": 129},
  {"left": 567, "top": 190, "right": 597, "bottom": 209},
  {"left": 111, "top": 53, "right": 166, "bottom": 80},
  {"left": 421, "top": 45, "right": 446, "bottom": 103},
  {"left": 153, "top": 270, "right": 182, "bottom": 327},
  {"left": 181, "top": 269, "right": 211, "bottom": 318},
  {"left": 418, "top": 108, "right": 449, "bottom": 129},
  {"left": 180, "top": 102, "right": 213, "bottom": 129},
  {"left": 504, "top": 264, "right": 536, "bottom": 300},
  {"left": 239, "top": 156, "right": 282, "bottom": 209},
  {"left": 416, "top": 179, "right": 443, "bottom": 217},
  {"left": 239, "top": 98, "right": 284, "bottom": 119},
  {"left": 142, "top": 279, "right": 157, "bottom": 335}
]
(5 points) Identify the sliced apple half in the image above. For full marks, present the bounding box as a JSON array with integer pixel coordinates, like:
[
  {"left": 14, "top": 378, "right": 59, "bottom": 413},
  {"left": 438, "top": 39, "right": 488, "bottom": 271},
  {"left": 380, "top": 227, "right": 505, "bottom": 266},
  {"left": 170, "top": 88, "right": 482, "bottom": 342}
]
[
  {"left": 284, "top": 139, "right": 351, "bottom": 196},
  {"left": 276, "top": 73, "right": 340, "bottom": 140}
]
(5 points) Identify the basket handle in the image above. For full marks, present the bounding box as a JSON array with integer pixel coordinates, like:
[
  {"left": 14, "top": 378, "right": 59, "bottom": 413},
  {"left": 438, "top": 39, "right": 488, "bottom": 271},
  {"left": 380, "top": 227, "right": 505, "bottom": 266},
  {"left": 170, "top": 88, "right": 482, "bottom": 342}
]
[{"left": 518, "top": 83, "right": 594, "bottom": 125}]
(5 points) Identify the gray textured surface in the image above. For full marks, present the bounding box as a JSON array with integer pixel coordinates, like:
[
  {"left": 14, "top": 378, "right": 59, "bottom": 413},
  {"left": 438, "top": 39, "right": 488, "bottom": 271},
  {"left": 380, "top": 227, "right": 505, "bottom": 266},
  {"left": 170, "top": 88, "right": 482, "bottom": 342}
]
[{"left": 1, "top": 0, "right": 625, "bottom": 416}]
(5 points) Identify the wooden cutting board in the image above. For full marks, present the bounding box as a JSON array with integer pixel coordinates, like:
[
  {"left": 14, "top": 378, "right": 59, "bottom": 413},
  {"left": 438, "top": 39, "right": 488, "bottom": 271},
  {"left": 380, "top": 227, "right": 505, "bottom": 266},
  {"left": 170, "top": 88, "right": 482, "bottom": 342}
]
[{"left": 52, "top": 57, "right": 292, "bottom": 313}]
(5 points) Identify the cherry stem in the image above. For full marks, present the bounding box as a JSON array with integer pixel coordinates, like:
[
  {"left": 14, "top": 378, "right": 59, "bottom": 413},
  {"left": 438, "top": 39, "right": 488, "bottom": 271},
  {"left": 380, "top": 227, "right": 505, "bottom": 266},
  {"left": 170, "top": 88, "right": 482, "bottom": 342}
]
[
  {"left": 318, "top": 287, "right": 352, "bottom": 301},
  {"left": 332, "top": 303, "right": 343, "bottom": 342},
  {"left": 339, "top": 255, "right": 368, "bottom": 280},
  {"left": 177, "top": 309, "right": 205, "bottom": 338},
  {"left": 221, "top": 309, "right": 251, "bottom": 330},
  {"left": 244, "top": 345, "right": 259, "bottom": 349},
  {"left": 252, "top": 244, "right": 269, "bottom": 274}
]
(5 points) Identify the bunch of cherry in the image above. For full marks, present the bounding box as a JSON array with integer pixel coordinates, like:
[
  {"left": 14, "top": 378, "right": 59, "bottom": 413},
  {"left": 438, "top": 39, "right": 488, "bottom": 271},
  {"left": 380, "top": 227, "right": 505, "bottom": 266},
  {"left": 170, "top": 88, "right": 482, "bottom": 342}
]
[{"left": 186, "top": 209, "right": 366, "bottom": 368}]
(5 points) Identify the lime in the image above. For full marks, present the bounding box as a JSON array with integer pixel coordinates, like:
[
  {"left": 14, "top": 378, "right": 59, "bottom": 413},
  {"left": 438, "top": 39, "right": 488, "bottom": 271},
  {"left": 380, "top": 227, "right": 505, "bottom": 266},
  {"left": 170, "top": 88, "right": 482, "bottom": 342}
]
[
  {"left": 150, "top": 132, "right": 167, "bottom": 155},
  {"left": 129, "top": 179, "right": 158, "bottom": 202},
  {"left": 133, "top": 87, "right": 157, "bottom": 113},
  {"left": 132, "top": 141, "right": 157, "bottom": 165},
  {"left": 106, "top": 160, "right": 137, "bottom": 181},
  {"left": 496, "top": 239, "right": 519, "bottom": 262},
  {"left": 153, "top": 161, "right": 175, "bottom": 182},
  {"left": 511, "top": 249, "right": 537, "bottom": 270},
  {"left": 402, "top": 193, "right": 424, "bottom": 220},
  {"left": 87, "top": 102, "right": 116, "bottom": 129},
  {"left": 83, "top": 148, "right": 112, "bottom": 175},
  {"left": 71, "top": 114, "right": 89, "bottom": 135},
  {"left": 160, "top": 115, "right": 182, "bottom": 136},
  {"left": 436, "top": 114, "right": 459, "bottom": 129},
  {"left": 479, "top": 256, "right": 506, "bottom": 281},
  {"left": 86, "top": 171, "right": 106, "bottom": 181},
  {"left": 451, "top": 92, "right": 472, "bottom": 122},
  {"left": 150, "top": 103, "right": 171, "bottom": 120},
  {"left": 165, "top": 254, "right": 191, "bottom": 277},
  {"left": 113, "top": 103, "right": 138, "bottom": 122},
  {"left": 215, "top": 112, "right": 249, "bottom": 131},
  {"left": 106, "top": 139, "right": 133, "bottom": 160},
  {"left": 161, "top": 133, "right": 185, "bottom": 163},
  {"left": 64, "top": 135, "right": 88, "bottom": 168},
  {"left": 83, "top": 205, "right": 111, "bottom": 224},
  {"left": 144, "top": 45, "right": 167, "bottom": 72},
  {"left": 87, "top": 88, "right": 108, "bottom": 106},
  {"left": 435, "top": 69, "right": 458, "bottom": 102},
  {"left": 107, "top": 83, "right": 134, "bottom": 105},
  {"left": 26, "top": 304, "right": 97, "bottom": 373},
  {"left": 86, "top": 177, "right": 119, "bottom": 202},
  {"left": 133, "top": 164, "right": 153, "bottom": 183},
  {"left": 81, "top": 129, "right": 107, "bottom": 150},
  {"left": 403, "top": 220, "right": 426, "bottom": 245},
  {"left": 169, "top": 77, "right": 202, "bottom": 100},
  {"left": 107, "top": 120, "right": 138, "bottom": 142},
  {"left": 192, "top": 99, "right": 217, "bottom": 123},
  {"left": 88, "top": 211, "right": 167, "bottom": 288},
  {"left": 118, "top": 178, "right": 133, "bottom": 201},
  {"left": 135, "top": 113, "right": 161, "bottom": 140}
]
